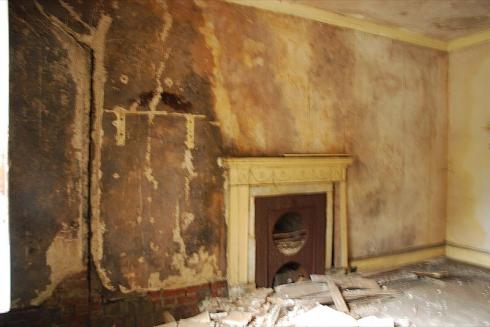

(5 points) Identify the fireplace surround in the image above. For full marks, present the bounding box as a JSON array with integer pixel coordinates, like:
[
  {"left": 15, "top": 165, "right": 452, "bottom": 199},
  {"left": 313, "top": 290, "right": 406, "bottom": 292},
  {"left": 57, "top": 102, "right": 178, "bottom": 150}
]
[{"left": 221, "top": 156, "right": 353, "bottom": 287}]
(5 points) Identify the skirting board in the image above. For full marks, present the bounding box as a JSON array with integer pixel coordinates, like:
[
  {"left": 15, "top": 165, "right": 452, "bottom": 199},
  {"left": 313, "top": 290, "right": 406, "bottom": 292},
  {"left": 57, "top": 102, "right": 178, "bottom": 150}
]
[
  {"left": 446, "top": 244, "right": 490, "bottom": 269},
  {"left": 350, "top": 245, "right": 445, "bottom": 272}
]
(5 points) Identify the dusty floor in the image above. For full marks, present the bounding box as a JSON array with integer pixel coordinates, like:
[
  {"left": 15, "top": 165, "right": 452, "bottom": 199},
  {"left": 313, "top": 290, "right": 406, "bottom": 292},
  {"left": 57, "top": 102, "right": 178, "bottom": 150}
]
[{"left": 351, "top": 258, "right": 490, "bottom": 326}]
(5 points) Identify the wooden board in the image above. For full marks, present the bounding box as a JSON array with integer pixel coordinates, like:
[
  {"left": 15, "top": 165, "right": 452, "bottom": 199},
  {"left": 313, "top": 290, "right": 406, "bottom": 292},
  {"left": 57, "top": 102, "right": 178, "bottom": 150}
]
[{"left": 327, "top": 279, "right": 349, "bottom": 313}]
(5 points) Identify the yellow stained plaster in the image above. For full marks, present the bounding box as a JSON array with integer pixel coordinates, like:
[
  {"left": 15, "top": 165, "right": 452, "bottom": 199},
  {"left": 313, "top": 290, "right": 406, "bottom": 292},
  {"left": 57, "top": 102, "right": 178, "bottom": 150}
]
[
  {"left": 447, "top": 42, "right": 490, "bottom": 253},
  {"left": 196, "top": 0, "right": 240, "bottom": 148}
]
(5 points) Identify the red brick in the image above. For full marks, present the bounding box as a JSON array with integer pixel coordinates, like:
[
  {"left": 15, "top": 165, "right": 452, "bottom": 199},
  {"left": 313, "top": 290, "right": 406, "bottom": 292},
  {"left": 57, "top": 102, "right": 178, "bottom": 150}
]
[
  {"left": 147, "top": 290, "right": 163, "bottom": 301},
  {"left": 177, "top": 293, "right": 199, "bottom": 305},
  {"left": 162, "top": 288, "right": 186, "bottom": 297},
  {"left": 185, "top": 283, "right": 208, "bottom": 294},
  {"left": 162, "top": 297, "right": 177, "bottom": 306}
]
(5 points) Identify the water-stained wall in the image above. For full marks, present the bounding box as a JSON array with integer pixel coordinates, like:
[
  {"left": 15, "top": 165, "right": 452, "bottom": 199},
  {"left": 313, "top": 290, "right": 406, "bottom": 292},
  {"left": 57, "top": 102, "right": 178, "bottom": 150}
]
[
  {"left": 8, "top": 0, "right": 447, "bottom": 313},
  {"left": 9, "top": 0, "right": 90, "bottom": 307},
  {"left": 447, "top": 42, "right": 490, "bottom": 252},
  {"left": 199, "top": 1, "right": 447, "bottom": 261}
]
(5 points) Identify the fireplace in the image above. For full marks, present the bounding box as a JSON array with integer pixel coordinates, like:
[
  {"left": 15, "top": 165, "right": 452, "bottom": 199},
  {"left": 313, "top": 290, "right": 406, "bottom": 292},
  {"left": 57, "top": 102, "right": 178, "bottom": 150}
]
[
  {"left": 255, "top": 193, "right": 326, "bottom": 287},
  {"left": 221, "top": 156, "right": 353, "bottom": 288}
]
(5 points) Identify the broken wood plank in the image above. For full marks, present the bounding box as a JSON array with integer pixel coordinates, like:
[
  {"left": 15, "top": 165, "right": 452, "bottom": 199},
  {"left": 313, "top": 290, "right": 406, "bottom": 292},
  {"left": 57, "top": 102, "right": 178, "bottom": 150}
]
[
  {"left": 359, "top": 267, "right": 400, "bottom": 278},
  {"left": 298, "top": 288, "right": 400, "bottom": 305},
  {"left": 327, "top": 279, "right": 350, "bottom": 313},
  {"left": 368, "top": 271, "right": 418, "bottom": 285},
  {"left": 421, "top": 276, "right": 446, "bottom": 286},
  {"left": 274, "top": 281, "right": 328, "bottom": 299},
  {"left": 412, "top": 270, "right": 449, "bottom": 279},
  {"left": 311, "top": 274, "right": 380, "bottom": 290}
]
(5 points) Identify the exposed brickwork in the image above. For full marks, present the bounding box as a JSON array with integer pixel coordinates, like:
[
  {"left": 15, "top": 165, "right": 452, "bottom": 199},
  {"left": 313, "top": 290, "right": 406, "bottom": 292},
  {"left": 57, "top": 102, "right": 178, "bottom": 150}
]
[{"left": 0, "top": 281, "right": 227, "bottom": 326}]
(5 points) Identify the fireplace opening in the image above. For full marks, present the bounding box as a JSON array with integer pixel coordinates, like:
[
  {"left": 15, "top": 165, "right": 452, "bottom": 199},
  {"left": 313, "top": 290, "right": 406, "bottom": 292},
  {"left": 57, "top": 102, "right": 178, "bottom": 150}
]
[
  {"left": 273, "top": 261, "right": 306, "bottom": 286},
  {"left": 255, "top": 193, "right": 326, "bottom": 287},
  {"left": 272, "top": 212, "right": 308, "bottom": 256}
]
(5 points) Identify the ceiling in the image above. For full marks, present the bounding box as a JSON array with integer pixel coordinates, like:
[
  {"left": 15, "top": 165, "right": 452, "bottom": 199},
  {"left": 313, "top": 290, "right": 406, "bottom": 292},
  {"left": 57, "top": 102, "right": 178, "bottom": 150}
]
[{"left": 290, "top": 0, "right": 490, "bottom": 41}]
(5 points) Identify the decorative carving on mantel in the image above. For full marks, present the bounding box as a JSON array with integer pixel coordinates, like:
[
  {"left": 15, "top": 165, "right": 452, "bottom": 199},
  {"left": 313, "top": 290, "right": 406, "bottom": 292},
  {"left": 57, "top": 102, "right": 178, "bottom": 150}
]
[{"left": 222, "top": 157, "right": 352, "bottom": 186}]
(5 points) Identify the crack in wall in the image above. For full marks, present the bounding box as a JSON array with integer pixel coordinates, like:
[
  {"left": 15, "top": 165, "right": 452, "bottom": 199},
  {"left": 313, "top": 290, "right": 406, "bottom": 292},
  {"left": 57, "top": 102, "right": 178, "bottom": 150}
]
[{"left": 35, "top": 0, "right": 116, "bottom": 292}]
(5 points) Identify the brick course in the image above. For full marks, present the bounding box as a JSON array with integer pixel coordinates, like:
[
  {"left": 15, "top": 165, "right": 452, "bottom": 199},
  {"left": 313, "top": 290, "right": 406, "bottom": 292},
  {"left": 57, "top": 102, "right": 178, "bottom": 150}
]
[{"left": 0, "top": 279, "right": 227, "bottom": 327}]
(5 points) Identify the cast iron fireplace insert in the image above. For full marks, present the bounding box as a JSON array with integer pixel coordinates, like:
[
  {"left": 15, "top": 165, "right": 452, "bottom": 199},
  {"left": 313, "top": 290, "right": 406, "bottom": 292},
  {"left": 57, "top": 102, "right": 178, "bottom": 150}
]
[{"left": 255, "top": 193, "right": 326, "bottom": 287}]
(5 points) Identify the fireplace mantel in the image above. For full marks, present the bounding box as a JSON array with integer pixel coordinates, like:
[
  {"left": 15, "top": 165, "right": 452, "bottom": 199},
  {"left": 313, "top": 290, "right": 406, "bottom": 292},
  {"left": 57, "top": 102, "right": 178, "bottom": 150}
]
[{"left": 221, "top": 156, "right": 353, "bottom": 286}]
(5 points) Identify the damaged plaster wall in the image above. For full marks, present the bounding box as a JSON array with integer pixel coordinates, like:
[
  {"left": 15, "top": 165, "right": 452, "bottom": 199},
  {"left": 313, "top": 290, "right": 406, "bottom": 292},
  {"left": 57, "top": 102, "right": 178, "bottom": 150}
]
[
  {"left": 9, "top": 0, "right": 447, "bottom": 307},
  {"left": 9, "top": 0, "right": 91, "bottom": 307},
  {"left": 198, "top": 1, "right": 448, "bottom": 260},
  {"left": 96, "top": 0, "right": 225, "bottom": 294},
  {"left": 447, "top": 41, "right": 490, "bottom": 252}
]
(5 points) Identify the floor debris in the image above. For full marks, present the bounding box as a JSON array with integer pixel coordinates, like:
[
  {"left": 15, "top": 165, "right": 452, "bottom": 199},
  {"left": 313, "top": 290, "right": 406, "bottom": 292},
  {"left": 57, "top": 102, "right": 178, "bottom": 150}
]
[
  {"left": 222, "top": 311, "right": 253, "bottom": 326},
  {"left": 290, "top": 304, "right": 358, "bottom": 327},
  {"left": 311, "top": 274, "right": 380, "bottom": 290},
  {"left": 357, "top": 315, "right": 394, "bottom": 327},
  {"left": 159, "top": 259, "right": 484, "bottom": 327},
  {"left": 157, "top": 272, "right": 400, "bottom": 326},
  {"left": 274, "top": 281, "right": 328, "bottom": 299},
  {"left": 411, "top": 270, "right": 449, "bottom": 279}
]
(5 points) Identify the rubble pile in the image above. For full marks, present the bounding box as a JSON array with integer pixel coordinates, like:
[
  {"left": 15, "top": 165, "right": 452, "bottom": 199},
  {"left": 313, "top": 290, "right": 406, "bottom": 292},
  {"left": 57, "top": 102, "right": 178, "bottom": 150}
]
[{"left": 156, "top": 273, "right": 405, "bottom": 327}]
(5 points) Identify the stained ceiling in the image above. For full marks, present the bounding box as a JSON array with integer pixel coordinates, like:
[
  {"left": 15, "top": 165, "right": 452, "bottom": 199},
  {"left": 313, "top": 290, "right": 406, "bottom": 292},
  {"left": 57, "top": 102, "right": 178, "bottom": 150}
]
[{"left": 290, "top": 0, "right": 490, "bottom": 41}]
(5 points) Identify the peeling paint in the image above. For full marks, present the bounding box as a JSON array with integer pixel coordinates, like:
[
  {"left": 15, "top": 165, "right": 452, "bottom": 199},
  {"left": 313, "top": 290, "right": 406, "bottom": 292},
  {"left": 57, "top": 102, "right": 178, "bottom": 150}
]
[
  {"left": 144, "top": 136, "right": 159, "bottom": 190},
  {"left": 31, "top": 224, "right": 84, "bottom": 305},
  {"left": 182, "top": 212, "right": 195, "bottom": 231},
  {"left": 182, "top": 114, "right": 197, "bottom": 202}
]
